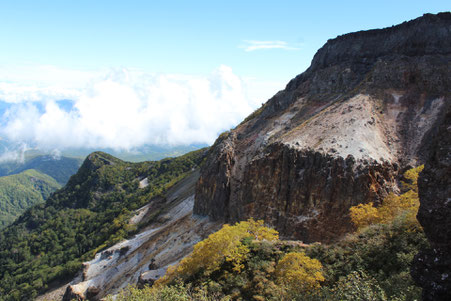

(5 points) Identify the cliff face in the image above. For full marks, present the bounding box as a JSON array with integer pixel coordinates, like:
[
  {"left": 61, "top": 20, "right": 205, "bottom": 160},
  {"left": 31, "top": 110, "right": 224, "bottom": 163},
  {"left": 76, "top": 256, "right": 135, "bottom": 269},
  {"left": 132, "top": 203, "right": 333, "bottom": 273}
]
[
  {"left": 194, "top": 13, "right": 451, "bottom": 243},
  {"left": 411, "top": 105, "right": 451, "bottom": 301}
]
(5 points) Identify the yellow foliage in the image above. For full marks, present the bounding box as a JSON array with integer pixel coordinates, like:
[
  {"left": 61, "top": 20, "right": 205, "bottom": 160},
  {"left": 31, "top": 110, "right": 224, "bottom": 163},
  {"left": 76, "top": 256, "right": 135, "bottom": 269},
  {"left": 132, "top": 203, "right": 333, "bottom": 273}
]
[
  {"left": 349, "top": 202, "right": 381, "bottom": 229},
  {"left": 156, "top": 219, "right": 278, "bottom": 286},
  {"left": 349, "top": 165, "right": 424, "bottom": 230},
  {"left": 275, "top": 252, "right": 325, "bottom": 294},
  {"left": 402, "top": 165, "right": 424, "bottom": 192}
]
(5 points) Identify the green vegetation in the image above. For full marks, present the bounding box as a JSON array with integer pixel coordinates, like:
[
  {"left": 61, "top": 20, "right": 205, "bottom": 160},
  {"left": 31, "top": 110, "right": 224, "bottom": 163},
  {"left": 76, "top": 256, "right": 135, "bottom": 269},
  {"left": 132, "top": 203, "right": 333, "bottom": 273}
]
[
  {"left": 0, "top": 169, "right": 61, "bottom": 229},
  {"left": 350, "top": 165, "right": 423, "bottom": 230},
  {"left": 157, "top": 219, "right": 280, "bottom": 286},
  {"left": 112, "top": 216, "right": 426, "bottom": 301},
  {"left": 0, "top": 149, "right": 206, "bottom": 301},
  {"left": 0, "top": 155, "right": 82, "bottom": 184},
  {"left": 111, "top": 166, "right": 426, "bottom": 301}
]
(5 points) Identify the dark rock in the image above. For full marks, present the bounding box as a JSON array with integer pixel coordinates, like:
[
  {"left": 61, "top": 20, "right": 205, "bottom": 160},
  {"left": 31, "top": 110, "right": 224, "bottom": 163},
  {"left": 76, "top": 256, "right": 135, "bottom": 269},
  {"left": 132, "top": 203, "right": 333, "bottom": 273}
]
[
  {"left": 118, "top": 246, "right": 130, "bottom": 256},
  {"left": 137, "top": 269, "right": 166, "bottom": 289},
  {"left": 148, "top": 258, "right": 157, "bottom": 270},
  {"left": 194, "top": 13, "right": 451, "bottom": 243},
  {"left": 196, "top": 143, "right": 397, "bottom": 242},
  {"left": 86, "top": 286, "right": 100, "bottom": 300},
  {"left": 63, "top": 285, "right": 84, "bottom": 301},
  {"left": 412, "top": 103, "right": 451, "bottom": 300}
]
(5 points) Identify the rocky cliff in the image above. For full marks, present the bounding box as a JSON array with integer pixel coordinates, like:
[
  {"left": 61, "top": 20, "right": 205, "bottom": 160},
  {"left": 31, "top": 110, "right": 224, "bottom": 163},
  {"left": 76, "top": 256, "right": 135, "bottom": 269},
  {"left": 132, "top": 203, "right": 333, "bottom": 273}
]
[
  {"left": 411, "top": 104, "right": 451, "bottom": 301},
  {"left": 194, "top": 13, "right": 451, "bottom": 243}
]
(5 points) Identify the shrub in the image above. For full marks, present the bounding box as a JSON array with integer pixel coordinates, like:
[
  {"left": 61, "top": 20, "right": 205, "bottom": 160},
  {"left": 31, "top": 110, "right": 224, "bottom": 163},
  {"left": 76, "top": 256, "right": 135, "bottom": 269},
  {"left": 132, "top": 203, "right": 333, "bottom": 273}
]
[
  {"left": 157, "top": 219, "right": 278, "bottom": 285},
  {"left": 275, "top": 252, "right": 325, "bottom": 295},
  {"left": 328, "top": 270, "right": 387, "bottom": 301},
  {"left": 349, "top": 165, "right": 423, "bottom": 230}
]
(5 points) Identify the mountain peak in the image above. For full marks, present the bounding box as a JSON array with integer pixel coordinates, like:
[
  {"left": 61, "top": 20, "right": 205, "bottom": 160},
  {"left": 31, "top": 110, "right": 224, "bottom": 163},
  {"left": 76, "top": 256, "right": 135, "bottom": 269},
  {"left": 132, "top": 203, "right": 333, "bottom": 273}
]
[{"left": 194, "top": 12, "right": 451, "bottom": 243}]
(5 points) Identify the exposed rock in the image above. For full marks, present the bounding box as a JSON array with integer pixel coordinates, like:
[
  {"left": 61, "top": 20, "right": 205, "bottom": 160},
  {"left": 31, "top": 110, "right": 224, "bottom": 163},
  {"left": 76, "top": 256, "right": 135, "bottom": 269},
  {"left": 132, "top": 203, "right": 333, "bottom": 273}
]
[
  {"left": 62, "top": 285, "right": 83, "bottom": 301},
  {"left": 138, "top": 267, "right": 168, "bottom": 288},
  {"left": 194, "top": 13, "right": 451, "bottom": 242},
  {"left": 139, "top": 177, "right": 149, "bottom": 188},
  {"left": 412, "top": 104, "right": 451, "bottom": 300},
  {"left": 63, "top": 171, "right": 220, "bottom": 300},
  {"left": 86, "top": 286, "right": 100, "bottom": 300}
]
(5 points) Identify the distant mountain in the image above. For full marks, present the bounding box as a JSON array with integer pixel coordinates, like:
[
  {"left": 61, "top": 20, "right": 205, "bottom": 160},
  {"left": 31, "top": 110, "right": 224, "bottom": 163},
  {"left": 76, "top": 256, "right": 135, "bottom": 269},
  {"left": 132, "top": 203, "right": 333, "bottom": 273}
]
[
  {"left": 59, "top": 144, "right": 207, "bottom": 162},
  {"left": 1, "top": 12, "right": 448, "bottom": 301},
  {"left": 0, "top": 169, "right": 61, "bottom": 229},
  {"left": 0, "top": 155, "right": 82, "bottom": 185},
  {"left": 0, "top": 149, "right": 207, "bottom": 300}
]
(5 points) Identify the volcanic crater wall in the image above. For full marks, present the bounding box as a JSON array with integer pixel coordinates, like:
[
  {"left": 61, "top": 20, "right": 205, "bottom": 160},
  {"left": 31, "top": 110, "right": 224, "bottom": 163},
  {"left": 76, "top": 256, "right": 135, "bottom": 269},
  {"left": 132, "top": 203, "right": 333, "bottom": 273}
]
[{"left": 194, "top": 13, "right": 451, "bottom": 243}]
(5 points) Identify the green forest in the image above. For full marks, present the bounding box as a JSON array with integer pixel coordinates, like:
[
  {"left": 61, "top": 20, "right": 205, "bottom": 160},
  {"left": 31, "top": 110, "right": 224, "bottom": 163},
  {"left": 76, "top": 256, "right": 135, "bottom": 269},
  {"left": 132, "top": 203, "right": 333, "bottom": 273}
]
[
  {"left": 0, "top": 169, "right": 61, "bottom": 229},
  {"left": 0, "top": 149, "right": 206, "bottom": 300},
  {"left": 0, "top": 155, "right": 82, "bottom": 185}
]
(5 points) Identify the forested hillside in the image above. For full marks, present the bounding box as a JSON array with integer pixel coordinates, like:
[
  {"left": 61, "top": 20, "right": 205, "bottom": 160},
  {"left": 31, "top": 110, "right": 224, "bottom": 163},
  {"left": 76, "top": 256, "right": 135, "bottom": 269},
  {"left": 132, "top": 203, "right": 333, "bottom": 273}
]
[
  {"left": 0, "top": 169, "right": 61, "bottom": 229},
  {"left": 0, "top": 155, "right": 82, "bottom": 185},
  {"left": 0, "top": 149, "right": 206, "bottom": 300}
]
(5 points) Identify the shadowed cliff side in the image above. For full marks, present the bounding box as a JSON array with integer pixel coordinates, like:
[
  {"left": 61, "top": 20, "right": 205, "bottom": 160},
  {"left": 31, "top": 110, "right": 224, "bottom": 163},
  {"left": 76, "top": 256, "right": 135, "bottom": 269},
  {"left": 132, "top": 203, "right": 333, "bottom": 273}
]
[{"left": 411, "top": 103, "right": 451, "bottom": 301}]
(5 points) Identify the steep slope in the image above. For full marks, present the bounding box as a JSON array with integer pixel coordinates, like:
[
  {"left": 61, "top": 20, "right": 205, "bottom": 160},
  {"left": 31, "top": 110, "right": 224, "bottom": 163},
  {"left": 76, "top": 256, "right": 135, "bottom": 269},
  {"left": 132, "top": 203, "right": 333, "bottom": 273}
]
[
  {"left": 61, "top": 171, "right": 220, "bottom": 301},
  {"left": 194, "top": 13, "right": 451, "bottom": 243},
  {"left": 0, "top": 169, "right": 61, "bottom": 228},
  {"left": 0, "top": 155, "right": 82, "bottom": 185},
  {"left": 411, "top": 105, "right": 451, "bottom": 301},
  {"left": 0, "top": 150, "right": 206, "bottom": 301}
]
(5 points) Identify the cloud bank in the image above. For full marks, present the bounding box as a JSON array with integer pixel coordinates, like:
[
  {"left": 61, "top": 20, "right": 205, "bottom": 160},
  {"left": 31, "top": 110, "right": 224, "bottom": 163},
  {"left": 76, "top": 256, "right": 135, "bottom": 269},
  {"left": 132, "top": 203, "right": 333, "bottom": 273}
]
[
  {"left": 0, "top": 65, "right": 275, "bottom": 152},
  {"left": 240, "top": 40, "right": 300, "bottom": 52}
]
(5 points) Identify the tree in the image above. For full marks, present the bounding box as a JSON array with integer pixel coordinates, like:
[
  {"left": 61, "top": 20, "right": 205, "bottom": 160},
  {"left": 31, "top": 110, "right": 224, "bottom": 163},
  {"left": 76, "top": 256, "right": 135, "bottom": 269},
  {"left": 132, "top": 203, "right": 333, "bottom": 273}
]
[
  {"left": 156, "top": 219, "right": 278, "bottom": 285},
  {"left": 349, "top": 202, "right": 380, "bottom": 229},
  {"left": 349, "top": 165, "right": 424, "bottom": 230},
  {"left": 275, "top": 252, "right": 324, "bottom": 294}
]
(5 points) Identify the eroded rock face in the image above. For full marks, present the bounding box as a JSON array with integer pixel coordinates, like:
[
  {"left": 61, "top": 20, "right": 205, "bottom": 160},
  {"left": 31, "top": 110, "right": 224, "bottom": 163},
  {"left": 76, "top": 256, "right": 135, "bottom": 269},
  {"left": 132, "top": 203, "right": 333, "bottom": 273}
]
[
  {"left": 412, "top": 105, "right": 451, "bottom": 301},
  {"left": 194, "top": 13, "right": 451, "bottom": 242},
  {"left": 230, "top": 144, "right": 398, "bottom": 242},
  {"left": 62, "top": 172, "right": 220, "bottom": 300}
]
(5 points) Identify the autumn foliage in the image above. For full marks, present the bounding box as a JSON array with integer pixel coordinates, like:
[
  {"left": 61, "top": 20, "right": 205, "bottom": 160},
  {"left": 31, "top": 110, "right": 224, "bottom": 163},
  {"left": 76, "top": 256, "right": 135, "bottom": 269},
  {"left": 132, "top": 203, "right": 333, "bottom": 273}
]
[
  {"left": 275, "top": 252, "right": 325, "bottom": 294},
  {"left": 156, "top": 219, "right": 279, "bottom": 285},
  {"left": 350, "top": 165, "right": 424, "bottom": 230}
]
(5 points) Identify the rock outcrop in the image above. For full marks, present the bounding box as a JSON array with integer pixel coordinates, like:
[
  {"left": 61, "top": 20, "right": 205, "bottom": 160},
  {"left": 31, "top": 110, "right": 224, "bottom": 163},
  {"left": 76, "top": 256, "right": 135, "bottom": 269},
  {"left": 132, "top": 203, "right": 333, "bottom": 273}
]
[
  {"left": 62, "top": 172, "right": 220, "bottom": 301},
  {"left": 194, "top": 13, "right": 451, "bottom": 242},
  {"left": 411, "top": 104, "right": 451, "bottom": 301}
]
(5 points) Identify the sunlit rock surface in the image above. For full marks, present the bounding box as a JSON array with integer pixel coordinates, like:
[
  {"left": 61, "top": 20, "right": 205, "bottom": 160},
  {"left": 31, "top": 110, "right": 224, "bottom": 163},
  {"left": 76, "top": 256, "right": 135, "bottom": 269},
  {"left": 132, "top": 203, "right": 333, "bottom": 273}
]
[
  {"left": 194, "top": 13, "right": 451, "bottom": 243},
  {"left": 61, "top": 172, "right": 220, "bottom": 301}
]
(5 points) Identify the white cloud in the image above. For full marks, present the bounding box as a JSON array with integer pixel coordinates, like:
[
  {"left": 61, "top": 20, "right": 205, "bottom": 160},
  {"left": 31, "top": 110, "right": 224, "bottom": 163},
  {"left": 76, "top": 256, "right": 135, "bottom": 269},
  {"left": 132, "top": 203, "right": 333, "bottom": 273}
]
[
  {"left": 0, "top": 64, "right": 100, "bottom": 103},
  {"left": 0, "top": 143, "right": 28, "bottom": 163},
  {"left": 0, "top": 65, "right": 281, "bottom": 152},
  {"left": 240, "top": 40, "right": 300, "bottom": 52}
]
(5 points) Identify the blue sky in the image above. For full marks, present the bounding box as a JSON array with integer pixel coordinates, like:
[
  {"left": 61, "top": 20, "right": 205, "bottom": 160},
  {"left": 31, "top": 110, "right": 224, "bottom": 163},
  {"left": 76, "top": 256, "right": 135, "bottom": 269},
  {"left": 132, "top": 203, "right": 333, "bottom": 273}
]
[
  {"left": 1, "top": 1, "right": 449, "bottom": 80},
  {"left": 0, "top": 1, "right": 449, "bottom": 154}
]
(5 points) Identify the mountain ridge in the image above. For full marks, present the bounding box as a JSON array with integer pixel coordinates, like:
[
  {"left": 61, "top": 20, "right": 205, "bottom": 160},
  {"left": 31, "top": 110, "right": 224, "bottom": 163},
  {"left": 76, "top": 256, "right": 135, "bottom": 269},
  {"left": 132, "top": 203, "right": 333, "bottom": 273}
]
[
  {"left": 0, "top": 149, "right": 207, "bottom": 300},
  {"left": 194, "top": 12, "right": 450, "bottom": 243},
  {"left": 0, "top": 12, "right": 449, "bottom": 301}
]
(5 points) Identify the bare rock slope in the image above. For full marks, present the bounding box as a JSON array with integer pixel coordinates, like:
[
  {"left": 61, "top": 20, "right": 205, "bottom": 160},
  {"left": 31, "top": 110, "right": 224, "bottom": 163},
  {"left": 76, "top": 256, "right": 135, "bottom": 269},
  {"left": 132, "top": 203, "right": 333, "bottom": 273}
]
[
  {"left": 194, "top": 13, "right": 451, "bottom": 243},
  {"left": 61, "top": 171, "right": 220, "bottom": 301}
]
